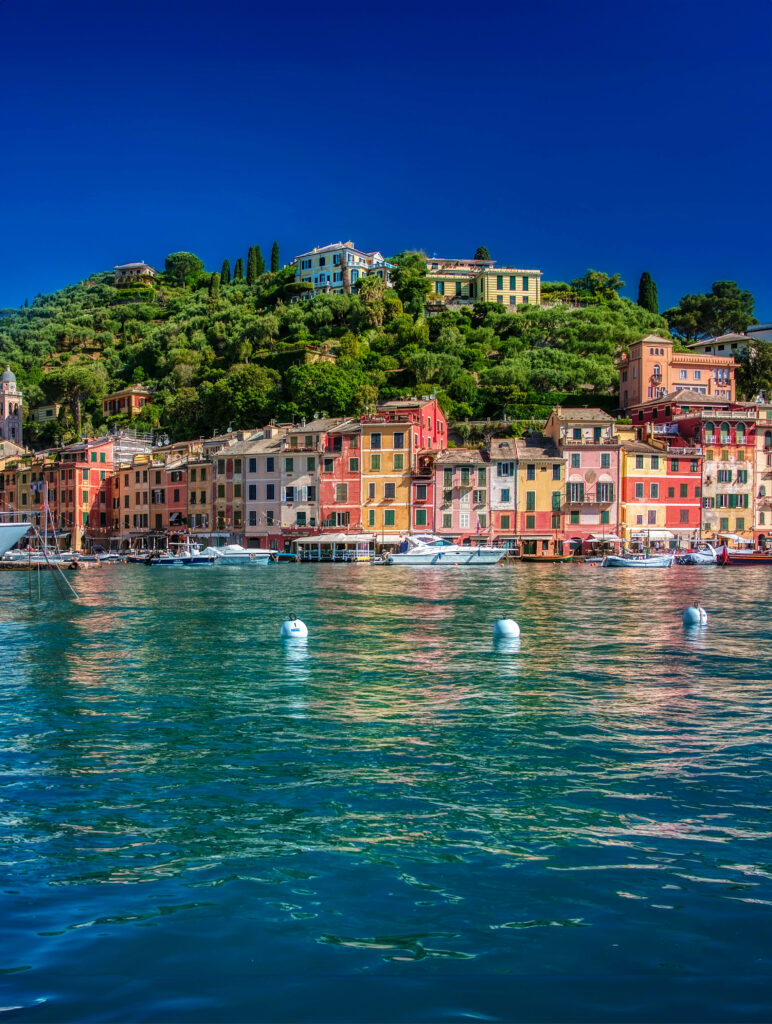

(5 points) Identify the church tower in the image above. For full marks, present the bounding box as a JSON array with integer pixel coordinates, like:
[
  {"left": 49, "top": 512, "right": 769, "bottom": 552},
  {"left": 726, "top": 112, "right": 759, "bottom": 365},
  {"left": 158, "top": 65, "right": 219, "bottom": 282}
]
[{"left": 0, "top": 367, "right": 23, "bottom": 445}]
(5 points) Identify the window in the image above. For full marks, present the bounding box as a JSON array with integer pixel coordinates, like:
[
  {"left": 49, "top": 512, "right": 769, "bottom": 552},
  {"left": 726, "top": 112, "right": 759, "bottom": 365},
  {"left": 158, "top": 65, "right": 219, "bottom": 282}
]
[
  {"left": 234, "top": 484, "right": 242, "bottom": 498},
  {"left": 285, "top": 458, "right": 293, "bottom": 472},
  {"left": 393, "top": 432, "right": 404, "bottom": 450},
  {"left": 635, "top": 455, "right": 644, "bottom": 469},
  {"left": 650, "top": 483, "right": 659, "bottom": 499},
  {"left": 323, "top": 458, "right": 334, "bottom": 473},
  {"left": 597, "top": 482, "right": 614, "bottom": 503},
  {"left": 296, "top": 512, "right": 306, "bottom": 526},
  {"left": 384, "top": 483, "right": 396, "bottom": 499},
  {"left": 571, "top": 453, "right": 580, "bottom": 468},
  {"left": 522, "top": 276, "right": 529, "bottom": 291},
  {"left": 679, "top": 508, "right": 690, "bottom": 524},
  {"left": 415, "top": 508, "right": 427, "bottom": 527},
  {"left": 335, "top": 483, "right": 348, "bottom": 503},
  {"left": 478, "top": 468, "right": 487, "bottom": 485},
  {"left": 436, "top": 281, "right": 445, "bottom": 296},
  {"left": 384, "top": 509, "right": 395, "bottom": 527},
  {"left": 349, "top": 458, "right": 359, "bottom": 473},
  {"left": 285, "top": 486, "right": 295, "bottom": 502},
  {"left": 501, "top": 488, "right": 511, "bottom": 503},
  {"left": 568, "top": 482, "right": 585, "bottom": 503},
  {"left": 720, "top": 517, "right": 729, "bottom": 532},
  {"left": 736, "top": 517, "right": 745, "bottom": 530},
  {"left": 501, "top": 514, "right": 511, "bottom": 530},
  {"left": 635, "top": 483, "right": 644, "bottom": 498},
  {"left": 719, "top": 422, "right": 730, "bottom": 443},
  {"left": 680, "top": 483, "right": 688, "bottom": 498},
  {"left": 217, "top": 484, "right": 225, "bottom": 498},
  {"left": 526, "top": 491, "right": 536, "bottom": 511},
  {"left": 570, "top": 511, "right": 580, "bottom": 525},
  {"left": 393, "top": 454, "right": 404, "bottom": 471},
  {"left": 368, "top": 483, "right": 376, "bottom": 500},
  {"left": 647, "top": 510, "right": 657, "bottom": 525},
  {"left": 307, "top": 485, "right": 316, "bottom": 501},
  {"left": 442, "top": 513, "right": 452, "bottom": 528},
  {"left": 526, "top": 514, "right": 536, "bottom": 530},
  {"left": 717, "top": 469, "right": 732, "bottom": 483},
  {"left": 600, "top": 509, "right": 610, "bottom": 525},
  {"left": 496, "top": 275, "right": 503, "bottom": 290},
  {"left": 601, "top": 453, "right": 610, "bottom": 469},
  {"left": 265, "top": 457, "right": 274, "bottom": 473},
  {"left": 368, "top": 509, "right": 375, "bottom": 527},
  {"left": 91, "top": 452, "right": 96, "bottom": 463},
  {"left": 266, "top": 483, "right": 275, "bottom": 500},
  {"left": 460, "top": 513, "right": 469, "bottom": 529},
  {"left": 370, "top": 454, "right": 381, "bottom": 471},
  {"left": 552, "top": 491, "right": 561, "bottom": 510},
  {"left": 370, "top": 433, "right": 381, "bottom": 450},
  {"left": 307, "top": 457, "right": 315, "bottom": 472},
  {"left": 737, "top": 469, "right": 748, "bottom": 484},
  {"left": 679, "top": 369, "right": 687, "bottom": 379},
  {"left": 694, "top": 370, "right": 701, "bottom": 381},
  {"left": 671, "top": 459, "right": 680, "bottom": 472},
  {"left": 593, "top": 428, "right": 602, "bottom": 443},
  {"left": 444, "top": 468, "right": 453, "bottom": 487},
  {"left": 553, "top": 464, "right": 561, "bottom": 479},
  {"left": 416, "top": 484, "right": 427, "bottom": 501},
  {"left": 527, "top": 464, "right": 535, "bottom": 480},
  {"left": 572, "top": 428, "right": 582, "bottom": 440}
]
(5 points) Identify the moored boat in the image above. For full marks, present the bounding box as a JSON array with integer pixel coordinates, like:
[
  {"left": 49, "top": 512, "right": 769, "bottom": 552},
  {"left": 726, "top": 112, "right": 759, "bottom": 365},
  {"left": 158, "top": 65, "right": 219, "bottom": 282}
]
[
  {"left": 387, "top": 534, "right": 505, "bottom": 566},
  {"left": 206, "top": 544, "right": 274, "bottom": 566},
  {"left": 0, "top": 521, "right": 33, "bottom": 557},
  {"left": 717, "top": 544, "right": 772, "bottom": 566},
  {"left": 676, "top": 544, "right": 717, "bottom": 565},
  {"left": 603, "top": 551, "right": 674, "bottom": 568}
]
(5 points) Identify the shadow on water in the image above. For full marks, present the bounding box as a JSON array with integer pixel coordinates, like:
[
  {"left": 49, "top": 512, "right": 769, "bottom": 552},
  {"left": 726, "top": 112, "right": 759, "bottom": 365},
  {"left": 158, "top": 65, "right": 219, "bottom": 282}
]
[{"left": 0, "top": 563, "right": 771, "bottom": 1022}]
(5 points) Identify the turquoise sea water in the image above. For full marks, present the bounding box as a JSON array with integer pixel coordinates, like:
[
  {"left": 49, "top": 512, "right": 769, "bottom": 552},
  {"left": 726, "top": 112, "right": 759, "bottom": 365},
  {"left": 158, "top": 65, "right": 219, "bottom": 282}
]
[{"left": 1, "top": 563, "right": 771, "bottom": 1023}]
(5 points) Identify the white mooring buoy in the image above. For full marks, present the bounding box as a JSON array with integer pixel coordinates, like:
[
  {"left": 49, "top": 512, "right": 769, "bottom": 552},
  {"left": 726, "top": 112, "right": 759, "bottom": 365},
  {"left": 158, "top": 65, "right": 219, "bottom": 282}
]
[
  {"left": 682, "top": 603, "right": 708, "bottom": 627},
  {"left": 280, "top": 615, "right": 309, "bottom": 639},
  {"left": 493, "top": 618, "right": 520, "bottom": 639}
]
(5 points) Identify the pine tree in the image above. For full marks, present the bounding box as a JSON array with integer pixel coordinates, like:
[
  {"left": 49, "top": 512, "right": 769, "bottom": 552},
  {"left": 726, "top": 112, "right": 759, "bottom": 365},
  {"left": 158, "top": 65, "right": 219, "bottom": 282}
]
[
  {"left": 220, "top": 259, "right": 231, "bottom": 285},
  {"left": 208, "top": 272, "right": 221, "bottom": 303},
  {"left": 234, "top": 257, "right": 244, "bottom": 281},
  {"left": 638, "top": 271, "right": 658, "bottom": 314},
  {"left": 474, "top": 246, "right": 491, "bottom": 261},
  {"left": 255, "top": 246, "right": 265, "bottom": 276},
  {"left": 270, "top": 241, "right": 280, "bottom": 273},
  {"left": 247, "top": 247, "right": 258, "bottom": 285}
]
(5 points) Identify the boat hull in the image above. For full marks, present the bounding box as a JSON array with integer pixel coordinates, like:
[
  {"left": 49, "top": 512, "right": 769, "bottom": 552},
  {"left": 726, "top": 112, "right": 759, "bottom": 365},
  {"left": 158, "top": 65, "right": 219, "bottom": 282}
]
[
  {"left": 216, "top": 552, "right": 273, "bottom": 566},
  {"left": 718, "top": 545, "right": 772, "bottom": 565},
  {"left": 603, "top": 554, "right": 674, "bottom": 568},
  {"left": 388, "top": 549, "right": 505, "bottom": 566}
]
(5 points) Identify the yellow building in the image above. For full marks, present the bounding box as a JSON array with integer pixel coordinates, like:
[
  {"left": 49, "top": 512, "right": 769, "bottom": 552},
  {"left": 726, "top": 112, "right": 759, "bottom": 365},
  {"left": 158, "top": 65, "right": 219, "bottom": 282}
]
[
  {"left": 361, "top": 416, "right": 413, "bottom": 535},
  {"left": 513, "top": 436, "right": 565, "bottom": 557},
  {"left": 619, "top": 437, "right": 670, "bottom": 547},
  {"left": 426, "top": 257, "right": 542, "bottom": 308}
]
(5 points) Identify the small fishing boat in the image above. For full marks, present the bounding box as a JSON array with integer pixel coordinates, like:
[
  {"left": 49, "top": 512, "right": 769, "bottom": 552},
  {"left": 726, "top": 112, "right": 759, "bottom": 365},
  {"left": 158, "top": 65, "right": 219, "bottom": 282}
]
[
  {"left": 676, "top": 544, "right": 717, "bottom": 565},
  {"left": 717, "top": 545, "right": 772, "bottom": 566},
  {"left": 603, "top": 551, "right": 674, "bottom": 568},
  {"left": 387, "top": 534, "right": 505, "bottom": 566},
  {"left": 520, "top": 552, "right": 574, "bottom": 563}
]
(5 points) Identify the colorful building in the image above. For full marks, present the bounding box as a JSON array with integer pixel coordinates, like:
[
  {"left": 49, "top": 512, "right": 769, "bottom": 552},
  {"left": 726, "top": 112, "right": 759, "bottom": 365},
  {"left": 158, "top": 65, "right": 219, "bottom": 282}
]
[
  {"left": 426, "top": 258, "right": 542, "bottom": 309},
  {"left": 754, "top": 404, "right": 772, "bottom": 546},
  {"left": 619, "top": 335, "right": 736, "bottom": 411},
  {"left": 319, "top": 420, "right": 363, "bottom": 532},
  {"left": 293, "top": 242, "right": 394, "bottom": 295},
  {"left": 102, "top": 385, "right": 153, "bottom": 419},
  {"left": 488, "top": 438, "right": 518, "bottom": 548},
  {"left": 545, "top": 407, "right": 621, "bottom": 554},
  {"left": 0, "top": 366, "right": 23, "bottom": 445},
  {"left": 514, "top": 435, "right": 565, "bottom": 556},
  {"left": 434, "top": 449, "right": 490, "bottom": 540}
]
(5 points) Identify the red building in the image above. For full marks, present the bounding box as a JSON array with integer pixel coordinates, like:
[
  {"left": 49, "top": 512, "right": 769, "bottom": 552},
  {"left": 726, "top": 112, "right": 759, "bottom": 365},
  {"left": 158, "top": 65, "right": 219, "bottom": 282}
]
[
  {"left": 619, "top": 335, "right": 736, "bottom": 411},
  {"left": 319, "top": 420, "right": 362, "bottom": 531},
  {"left": 102, "top": 385, "right": 153, "bottom": 418}
]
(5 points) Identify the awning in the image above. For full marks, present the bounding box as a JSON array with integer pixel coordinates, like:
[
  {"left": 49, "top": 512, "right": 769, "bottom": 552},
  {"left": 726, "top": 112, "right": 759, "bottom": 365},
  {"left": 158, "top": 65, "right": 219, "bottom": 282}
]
[
  {"left": 295, "top": 532, "right": 375, "bottom": 546},
  {"left": 589, "top": 534, "right": 623, "bottom": 542},
  {"left": 631, "top": 530, "right": 674, "bottom": 541},
  {"left": 718, "top": 532, "right": 753, "bottom": 545},
  {"left": 519, "top": 534, "right": 556, "bottom": 540}
]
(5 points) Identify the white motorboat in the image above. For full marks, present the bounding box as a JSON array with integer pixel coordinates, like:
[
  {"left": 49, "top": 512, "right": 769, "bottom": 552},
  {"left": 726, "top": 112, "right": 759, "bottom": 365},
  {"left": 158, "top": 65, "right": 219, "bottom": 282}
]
[
  {"left": 151, "top": 543, "right": 217, "bottom": 566},
  {"left": 603, "top": 552, "right": 674, "bottom": 568},
  {"left": 205, "top": 544, "right": 274, "bottom": 566},
  {"left": 387, "top": 534, "right": 506, "bottom": 566},
  {"left": 0, "top": 521, "right": 32, "bottom": 557},
  {"left": 676, "top": 544, "right": 717, "bottom": 565}
]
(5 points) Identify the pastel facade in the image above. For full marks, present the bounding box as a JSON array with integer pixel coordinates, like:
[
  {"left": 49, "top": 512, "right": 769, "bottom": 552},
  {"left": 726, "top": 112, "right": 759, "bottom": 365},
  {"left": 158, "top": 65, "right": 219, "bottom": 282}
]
[
  {"left": 755, "top": 406, "right": 772, "bottom": 544},
  {"left": 0, "top": 367, "right": 22, "bottom": 445},
  {"left": 488, "top": 438, "right": 518, "bottom": 545},
  {"left": 514, "top": 436, "right": 565, "bottom": 556},
  {"left": 545, "top": 408, "right": 620, "bottom": 552},
  {"left": 434, "top": 450, "right": 490, "bottom": 539},
  {"left": 618, "top": 434, "right": 702, "bottom": 547},
  {"left": 102, "top": 385, "right": 153, "bottom": 418},
  {"left": 426, "top": 259, "right": 542, "bottom": 308},
  {"left": 619, "top": 335, "right": 736, "bottom": 411},
  {"left": 319, "top": 421, "right": 363, "bottom": 532},
  {"left": 294, "top": 242, "right": 393, "bottom": 295}
]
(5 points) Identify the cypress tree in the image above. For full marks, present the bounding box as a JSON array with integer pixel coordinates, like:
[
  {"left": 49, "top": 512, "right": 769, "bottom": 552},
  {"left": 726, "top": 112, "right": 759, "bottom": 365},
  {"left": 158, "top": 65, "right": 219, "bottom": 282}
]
[
  {"left": 234, "top": 257, "right": 244, "bottom": 281},
  {"left": 221, "top": 259, "right": 231, "bottom": 285},
  {"left": 255, "top": 246, "right": 265, "bottom": 275},
  {"left": 637, "top": 271, "right": 658, "bottom": 314},
  {"left": 209, "top": 272, "right": 221, "bottom": 303},
  {"left": 270, "top": 241, "right": 280, "bottom": 273},
  {"left": 247, "top": 247, "right": 258, "bottom": 285}
]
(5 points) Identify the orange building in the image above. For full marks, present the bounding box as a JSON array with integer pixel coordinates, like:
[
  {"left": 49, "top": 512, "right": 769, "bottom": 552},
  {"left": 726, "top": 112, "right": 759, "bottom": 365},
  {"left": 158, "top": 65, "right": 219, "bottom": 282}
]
[
  {"left": 102, "top": 385, "right": 153, "bottom": 418},
  {"left": 619, "top": 335, "right": 736, "bottom": 411}
]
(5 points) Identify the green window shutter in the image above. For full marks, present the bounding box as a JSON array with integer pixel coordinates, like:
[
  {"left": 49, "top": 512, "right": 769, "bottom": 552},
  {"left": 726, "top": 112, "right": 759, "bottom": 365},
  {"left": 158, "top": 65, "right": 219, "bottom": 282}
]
[
  {"left": 526, "top": 491, "right": 535, "bottom": 511},
  {"left": 552, "top": 490, "right": 561, "bottom": 510}
]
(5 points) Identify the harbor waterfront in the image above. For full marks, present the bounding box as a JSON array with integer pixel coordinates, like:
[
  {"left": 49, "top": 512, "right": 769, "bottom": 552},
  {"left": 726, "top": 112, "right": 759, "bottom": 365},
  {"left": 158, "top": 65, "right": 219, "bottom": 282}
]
[{"left": 2, "top": 565, "right": 772, "bottom": 1022}]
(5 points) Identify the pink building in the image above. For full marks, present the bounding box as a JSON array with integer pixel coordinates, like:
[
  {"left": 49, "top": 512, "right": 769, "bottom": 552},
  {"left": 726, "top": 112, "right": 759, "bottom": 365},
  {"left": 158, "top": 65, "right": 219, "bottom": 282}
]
[
  {"left": 545, "top": 407, "right": 621, "bottom": 553},
  {"left": 434, "top": 449, "right": 491, "bottom": 541}
]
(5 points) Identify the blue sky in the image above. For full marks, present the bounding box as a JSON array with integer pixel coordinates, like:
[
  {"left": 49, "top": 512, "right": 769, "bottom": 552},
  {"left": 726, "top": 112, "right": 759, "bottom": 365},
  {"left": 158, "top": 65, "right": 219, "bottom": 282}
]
[{"left": 1, "top": 0, "right": 770, "bottom": 318}]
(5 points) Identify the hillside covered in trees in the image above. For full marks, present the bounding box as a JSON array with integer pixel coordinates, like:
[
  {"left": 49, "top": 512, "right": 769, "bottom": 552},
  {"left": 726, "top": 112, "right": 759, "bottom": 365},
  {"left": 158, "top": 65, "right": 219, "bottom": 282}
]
[{"left": 0, "top": 251, "right": 723, "bottom": 447}]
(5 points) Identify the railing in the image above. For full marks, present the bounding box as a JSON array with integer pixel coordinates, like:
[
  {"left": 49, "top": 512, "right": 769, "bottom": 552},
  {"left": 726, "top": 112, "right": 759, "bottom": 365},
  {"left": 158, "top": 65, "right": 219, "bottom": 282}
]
[{"left": 667, "top": 447, "right": 702, "bottom": 456}]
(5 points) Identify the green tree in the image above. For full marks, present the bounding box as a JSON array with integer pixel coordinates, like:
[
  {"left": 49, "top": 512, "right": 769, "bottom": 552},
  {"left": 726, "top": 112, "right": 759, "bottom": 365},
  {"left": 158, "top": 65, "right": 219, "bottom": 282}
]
[
  {"left": 208, "top": 272, "right": 221, "bottom": 307},
  {"left": 390, "top": 251, "right": 432, "bottom": 317},
  {"left": 665, "top": 281, "right": 756, "bottom": 339},
  {"left": 164, "top": 251, "right": 204, "bottom": 288},
  {"left": 233, "top": 257, "right": 244, "bottom": 281},
  {"left": 247, "top": 246, "right": 265, "bottom": 284},
  {"left": 220, "top": 258, "right": 231, "bottom": 285},
  {"left": 207, "top": 363, "right": 280, "bottom": 431},
  {"left": 473, "top": 246, "right": 491, "bottom": 261},
  {"left": 736, "top": 341, "right": 772, "bottom": 400},
  {"left": 270, "top": 241, "right": 280, "bottom": 273},
  {"left": 44, "top": 362, "right": 107, "bottom": 432},
  {"left": 570, "top": 269, "right": 625, "bottom": 300},
  {"left": 637, "top": 271, "right": 658, "bottom": 314}
]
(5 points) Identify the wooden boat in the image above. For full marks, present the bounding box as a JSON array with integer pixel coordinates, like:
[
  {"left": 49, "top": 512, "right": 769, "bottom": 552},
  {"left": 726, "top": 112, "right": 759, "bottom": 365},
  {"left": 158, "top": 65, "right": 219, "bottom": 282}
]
[
  {"left": 717, "top": 544, "right": 772, "bottom": 566},
  {"left": 520, "top": 553, "right": 574, "bottom": 562},
  {"left": 603, "top": 552, "right": 674, "bottom": 568}
]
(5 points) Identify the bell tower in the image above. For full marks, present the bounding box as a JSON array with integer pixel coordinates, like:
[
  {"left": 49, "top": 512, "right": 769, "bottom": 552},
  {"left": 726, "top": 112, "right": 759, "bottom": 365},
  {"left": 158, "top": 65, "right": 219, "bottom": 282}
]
[{"left": 0, "top": 366, "right": 23, "bottom": 445}]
